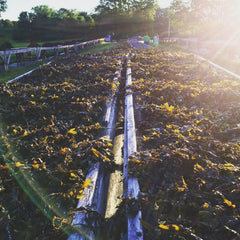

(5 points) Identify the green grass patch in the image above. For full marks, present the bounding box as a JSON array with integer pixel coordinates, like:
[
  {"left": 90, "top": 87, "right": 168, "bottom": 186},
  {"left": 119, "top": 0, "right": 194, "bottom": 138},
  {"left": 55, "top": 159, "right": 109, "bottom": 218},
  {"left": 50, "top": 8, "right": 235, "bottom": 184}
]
[
  {"left": 79, "top": 42, "right": 116, "bottom": 55},
  {"left": 10, "top": 38, "right": 98, "bottom": 48},
  {"left": 11, "top": 41, "right": 30, "bottom": 48},
  {"left": 7, "top": 39, "right": 76, "bottom": 48},
  {"left": 0, "top": 60, "right": 48, "bottom": 83}
]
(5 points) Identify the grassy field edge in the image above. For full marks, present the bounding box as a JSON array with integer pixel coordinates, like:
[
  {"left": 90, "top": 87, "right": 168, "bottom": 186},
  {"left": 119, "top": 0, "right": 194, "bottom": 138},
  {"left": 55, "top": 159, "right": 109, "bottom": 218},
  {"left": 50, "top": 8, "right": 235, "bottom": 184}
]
[{"left": 0, "top": 42, "right": 116, "bottom": 83}]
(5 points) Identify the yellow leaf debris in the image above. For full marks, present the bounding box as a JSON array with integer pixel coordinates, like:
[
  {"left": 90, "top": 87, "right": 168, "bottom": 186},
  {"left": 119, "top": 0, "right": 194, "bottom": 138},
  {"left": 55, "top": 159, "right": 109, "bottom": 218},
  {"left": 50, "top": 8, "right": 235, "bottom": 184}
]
[
  {"left": 194, "top": 163, "right": 205, "bottom": 172},
  {"left": 70, "top": 173, "right": 77, "bottom": 179},
  {"left": 76, "top": 194, "right": 85, "bottom": 199},
  {"left": 222, "top": 196, "right": 236, "bottom": 208},
  {"left": 15, "top": 162, "right": 24, "bottom": 167},
  {"left": 91, "top": 147, "right": 100, "bottom": 158},
  {"left": 82, "top": 178, "right": 91, "bottom": 189},
  {"left": 68, "top": 128, "right": 77, "bottom": 135},
  {"left": 172, "top": 224, "right": 180, "bottom": 231},
  {"left": 32, "top": 164, "right": 40, "bottom": 169},
  {"left": 203, "top": 202, "right": 209, "bottom": 209},
  {"left": 143, "top": 135, "right": 150, "bottom": 141},
  {"left": 103, "top": 156, "right": 111, "bottom": 162},
  {"left": 159, "top": 224, "right": 169, "bottom": 230}
]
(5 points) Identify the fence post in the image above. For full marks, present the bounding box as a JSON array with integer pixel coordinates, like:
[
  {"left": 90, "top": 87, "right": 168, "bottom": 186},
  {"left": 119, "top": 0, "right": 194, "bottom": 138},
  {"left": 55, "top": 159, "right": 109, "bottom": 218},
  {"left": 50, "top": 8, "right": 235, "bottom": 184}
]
[
  {"left": 3, "top": 52, "right": 11, "bottom": 71},
  {"left": 36, "top": 48, "right": 42, "bottom": 59},
  {"left": 54, "top": 48, "right": 59, "bottom": 57}
]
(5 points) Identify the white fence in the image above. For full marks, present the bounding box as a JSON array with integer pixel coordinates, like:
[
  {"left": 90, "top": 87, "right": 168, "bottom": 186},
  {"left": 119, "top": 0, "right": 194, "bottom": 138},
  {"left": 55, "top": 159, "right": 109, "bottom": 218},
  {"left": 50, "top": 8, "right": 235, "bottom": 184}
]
[{"left": 0, "top": 38, "right": 104, "bottom": 71}]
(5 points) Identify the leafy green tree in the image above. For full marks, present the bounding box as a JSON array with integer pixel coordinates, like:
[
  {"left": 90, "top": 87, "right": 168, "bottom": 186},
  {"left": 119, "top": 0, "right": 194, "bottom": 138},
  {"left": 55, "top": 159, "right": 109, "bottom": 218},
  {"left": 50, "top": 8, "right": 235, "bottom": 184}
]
[
  {"left": 0, "top": 18, "right": 15, "bottom": 42},
  {"left": 14, "top": 11, "right": 34, "bottom": 40},
  {"left": 96, "top": 0, "right": 156, "bottom": 19},
  {"left": 13, "top": 5, "right": 96, "bottom": 41},
  {"left": 132, "top": 0, "right": 157, "bottom": 20},
  {"left": 77, "top": 14, "right": 86, "bottom": 24},
  {"left": 31, "top": 5, "right": 53, "bottom": 20},
  {"left": 165, "top": 0, "right": 240, "bottom": 39},
  {"left": 95, "top": 0, "right": 157, "bottom": 37},
  {"left": 31, "top": 5, "right": 55, "bottom": 40},
  {"left": 154, "top": 8, "right": 169, "bottom": 37},
  {"left": 169, "top": 0, "right": 190, "bottom": 36},
  {"left": 0, "top": 0, "right": 7, "bottom": 17},
  {"left": 189, "top": 0, "right": 240, "bottom": 39},
  {"left": 190, "top": 0, "right": 240, "bottom": 25},
  {"left": 18, "top": 11, "right": 34, "bottom": 24},
  {"left": 95, "top": 0, "right": 127, "bottom": 16},
  {"left": 0, "top": 19, "right": 13, "bottom": 28}
]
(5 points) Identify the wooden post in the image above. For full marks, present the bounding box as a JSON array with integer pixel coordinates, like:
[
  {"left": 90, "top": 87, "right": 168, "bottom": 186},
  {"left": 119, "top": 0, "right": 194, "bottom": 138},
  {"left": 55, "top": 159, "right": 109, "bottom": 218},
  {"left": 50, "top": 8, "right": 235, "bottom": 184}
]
[
  {"left": 3, "top": 52, "right": 11, "bottom": 71},
  {"left": 54, "top": 48, "right": 59, "bottom": 57},
  {"left": 36, "top": 48, "right": 42, "bottom": 59}
]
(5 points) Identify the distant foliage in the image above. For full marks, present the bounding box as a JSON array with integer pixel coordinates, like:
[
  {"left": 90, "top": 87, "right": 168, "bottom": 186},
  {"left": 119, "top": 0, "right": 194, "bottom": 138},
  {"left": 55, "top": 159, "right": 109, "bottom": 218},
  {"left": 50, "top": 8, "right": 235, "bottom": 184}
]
[
  {"left": 13, "top": 5, "right": 97, "bottom": 41},
  {"left": 0, "top": 39, "right": 13, "bottom": 50},
  {"left": 95, "top": 0, "right": 157, "bottom": 36},
  {"left": 0, "top": 0, "right": 7, "bottom": 15},
  {"left": 2, "top": 0, "right": 239, "bottom": 42}
]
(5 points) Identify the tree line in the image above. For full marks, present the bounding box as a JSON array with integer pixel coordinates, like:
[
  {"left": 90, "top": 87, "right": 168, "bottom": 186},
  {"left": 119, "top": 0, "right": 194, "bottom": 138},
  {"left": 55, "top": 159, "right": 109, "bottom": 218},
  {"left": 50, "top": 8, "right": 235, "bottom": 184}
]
[{"left": 0, "top": 0, "right": 240, "bottom": 46}]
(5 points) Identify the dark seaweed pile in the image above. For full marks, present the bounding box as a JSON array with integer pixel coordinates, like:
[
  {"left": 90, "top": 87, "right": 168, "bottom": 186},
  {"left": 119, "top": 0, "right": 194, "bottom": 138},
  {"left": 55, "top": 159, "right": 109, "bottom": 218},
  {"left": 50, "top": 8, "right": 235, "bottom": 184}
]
[
  {"left": 0, "top": 53, "right": 122, "bottom": 239},
  {"left": 129, "top": 48, "right": 240, "bottom": 240},
  {"left": 2, "top": 41, "right": 239, "bottom": 240}
]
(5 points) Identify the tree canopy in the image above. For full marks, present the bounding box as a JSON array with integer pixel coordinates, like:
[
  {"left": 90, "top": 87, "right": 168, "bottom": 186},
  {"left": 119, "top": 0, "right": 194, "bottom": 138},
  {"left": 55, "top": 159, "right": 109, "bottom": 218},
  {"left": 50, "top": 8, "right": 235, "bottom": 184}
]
[
  {"left": 94, "top": 0, "right": 157, "bottom": 37},
  {"left": 13, "top": 5, "right": 96, "bottom": 41},
  {"left": 167, "top": 0, "right": 240, "bottom": 39},
  {"left": 96, "top": 0, "right": 157, "bottom": 19},
  {"left": 1, "top": 0, "right": 240, "bottom": 43},
  {"left": 0, "top": 0, "right": 7, "bottom": 17}
]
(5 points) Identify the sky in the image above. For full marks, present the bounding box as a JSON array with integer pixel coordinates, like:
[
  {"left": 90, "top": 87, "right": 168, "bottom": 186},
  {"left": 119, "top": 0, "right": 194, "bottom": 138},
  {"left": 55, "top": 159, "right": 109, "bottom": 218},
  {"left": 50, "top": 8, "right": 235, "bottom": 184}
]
[{"left": 1, "top": 0, "right": 172, "bottom": 21}]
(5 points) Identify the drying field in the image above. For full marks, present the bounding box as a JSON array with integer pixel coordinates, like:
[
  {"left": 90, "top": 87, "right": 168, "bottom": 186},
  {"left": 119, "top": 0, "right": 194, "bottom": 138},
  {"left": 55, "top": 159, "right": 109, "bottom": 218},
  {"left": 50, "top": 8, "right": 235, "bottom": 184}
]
[
  {"left": 0, "top": 52, "right": 122, "bottom": 239},
  {"left": 0, "top": 42, "right": 240, "bottom": 239},
  {"left": 130, "top": 48, "right": 240, "bottom": 239}
]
